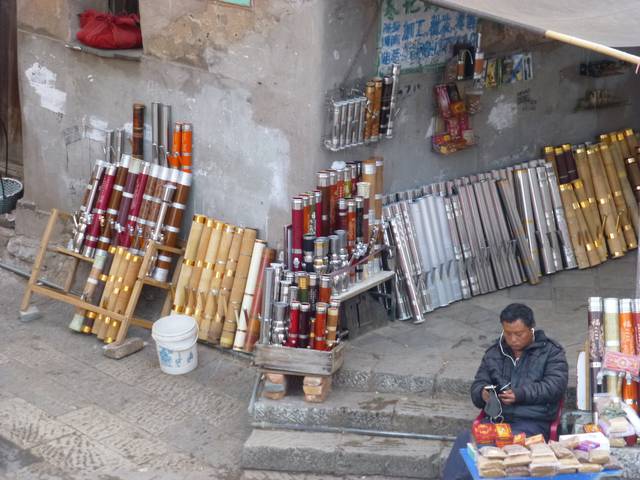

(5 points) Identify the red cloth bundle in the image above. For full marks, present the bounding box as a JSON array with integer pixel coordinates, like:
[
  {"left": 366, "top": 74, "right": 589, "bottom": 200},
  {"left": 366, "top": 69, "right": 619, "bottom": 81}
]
[{"left": 77, "top": 9, "right": 142, "bottom": 50}]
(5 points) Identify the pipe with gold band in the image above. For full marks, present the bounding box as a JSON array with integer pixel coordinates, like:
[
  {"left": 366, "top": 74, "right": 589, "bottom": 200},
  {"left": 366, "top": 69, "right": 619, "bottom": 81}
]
[
  {"left": 193, "top": 220, "right": 225, "bottom": 321},
  {"left": 171, "top": 214, "right": 207, "bottom": 314},
  {"left": 209, "top": 227, "right": 245, "bottom": 343},
  {"left": 183, "top": 218, "right": 215, "bottom": 315},
  {"left": 598, "top": 143, "right": 636, "bottom": 250},
  {"left": 602, "top": 133, "right": 639, "bottom": 234},
  {"left": 587, "top": 146, "right": 626, "bottom": 258},
  {"left": 104, "top": 254, "right": 143, "bottom": 344},
  {"left": 573, "top": 146, "right": 607, "bottom": 262},
  {"left": 96, "top": 249, "right": 133, "bottom": 339},
  {"left": 200, "top": 224, "right": 235, "bottom": 340},
  {"left": 221, "top": 228, "right": 257, "bottom": 349},
  {"left": 626, "top": 148, "right": 640, "bottom": 203}
]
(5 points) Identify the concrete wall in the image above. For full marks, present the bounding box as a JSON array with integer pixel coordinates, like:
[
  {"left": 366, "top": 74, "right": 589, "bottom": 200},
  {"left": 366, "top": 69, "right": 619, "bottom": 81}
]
[{"left": 15, "top": 0, "right": 640, "bottom": 245}]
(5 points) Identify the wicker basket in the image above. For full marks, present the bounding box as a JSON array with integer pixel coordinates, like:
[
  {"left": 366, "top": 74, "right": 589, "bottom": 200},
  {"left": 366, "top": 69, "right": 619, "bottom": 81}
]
[{"left": 0, "top": 177, "right": 24, "bottom": 214}]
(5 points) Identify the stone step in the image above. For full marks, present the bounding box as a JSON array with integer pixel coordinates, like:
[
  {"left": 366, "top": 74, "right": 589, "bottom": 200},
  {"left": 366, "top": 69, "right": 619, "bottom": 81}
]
[
  {"left": 251, "top": 388, "right": 476, "bottom": 437},
  {"left": 241, "top": 429, "right": 451, "bottom": 479},
  {"left": 333, "top": 366, "right": 578, "bottom": 407}
]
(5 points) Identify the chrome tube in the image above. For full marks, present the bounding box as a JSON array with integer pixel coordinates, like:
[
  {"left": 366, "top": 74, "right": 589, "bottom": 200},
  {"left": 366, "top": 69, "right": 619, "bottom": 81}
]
[
  {"left": 527, "top": 166, "right": 556, "bottom": 275},
  {"left": 443, "top": 196, "right": 471, "bottom": 299},
  {"left": 536, "top": 165, "right": 563, "bottom": 272},
  {"left": 451, "top": 193, "right": 480, "bottom": 296},
  {"left": 514, "top": 168, "right": 542, "bottom": 278},
  {"left": 497, "top": 179, "right": 541, "bottom": 284},
  {"left": 545, "top": 164, "right": 578, "bottom": 269}
]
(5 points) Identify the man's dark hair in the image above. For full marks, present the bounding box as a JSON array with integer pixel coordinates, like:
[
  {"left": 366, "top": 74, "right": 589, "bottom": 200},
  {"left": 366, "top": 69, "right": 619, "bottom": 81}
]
[{"left": 500, "top": 303, "right": 535, "bottom": 328}]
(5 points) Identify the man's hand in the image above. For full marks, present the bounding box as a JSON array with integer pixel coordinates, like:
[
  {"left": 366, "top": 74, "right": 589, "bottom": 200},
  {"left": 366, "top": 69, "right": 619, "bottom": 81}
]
[
  {"left": 499, "top": 389, "right": 516, "bottom": 405},
  {"left": 482, "top": 389, "right": 490, "bottom": 403}
]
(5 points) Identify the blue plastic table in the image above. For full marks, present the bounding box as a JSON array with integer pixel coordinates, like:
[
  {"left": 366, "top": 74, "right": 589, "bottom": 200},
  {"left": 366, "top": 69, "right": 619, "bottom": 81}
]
[{"left": 460, "top": 449, "right": 623, "bottom": 479}]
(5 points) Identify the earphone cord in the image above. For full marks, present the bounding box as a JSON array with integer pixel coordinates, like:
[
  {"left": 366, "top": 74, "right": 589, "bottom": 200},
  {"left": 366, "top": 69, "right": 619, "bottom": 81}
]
[{"left": 489, "top": 388, "right": 504, "bottom": 424}]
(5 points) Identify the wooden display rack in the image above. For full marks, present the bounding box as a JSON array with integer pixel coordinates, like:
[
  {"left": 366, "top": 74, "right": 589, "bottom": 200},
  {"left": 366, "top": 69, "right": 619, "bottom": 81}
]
[
  {"left": 254, "top": 343, "right": 345, "bottom": 402},
  {"left": 20, "top": 208, "right": 184, "bottom": 345}
]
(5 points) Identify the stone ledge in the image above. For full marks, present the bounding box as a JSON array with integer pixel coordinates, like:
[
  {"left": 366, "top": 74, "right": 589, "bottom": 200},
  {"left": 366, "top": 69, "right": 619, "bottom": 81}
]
[{"left": 241, "top": 429, "right": 448, "bottom": 479}]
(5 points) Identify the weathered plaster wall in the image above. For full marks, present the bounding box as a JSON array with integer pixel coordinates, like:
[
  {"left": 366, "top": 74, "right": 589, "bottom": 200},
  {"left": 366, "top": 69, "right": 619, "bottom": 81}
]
[
  {"left": 17, "top": 0, "right": 328, "bottom": 246},
  {"left": 319, "top": 5, "right": 640, "bottom": 194},
  {"left": 15, "top": 0, "right": 640, "bottom": 246}
]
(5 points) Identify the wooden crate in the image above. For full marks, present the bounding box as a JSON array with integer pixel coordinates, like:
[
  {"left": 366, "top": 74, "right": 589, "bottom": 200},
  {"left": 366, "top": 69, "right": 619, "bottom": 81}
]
[{"left": 253, "top": 342, "right": 345, "bottom": 377}]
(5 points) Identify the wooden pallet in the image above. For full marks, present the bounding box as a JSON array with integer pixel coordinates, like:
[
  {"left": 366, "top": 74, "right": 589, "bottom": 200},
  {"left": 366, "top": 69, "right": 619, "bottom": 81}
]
[{"left": 20, "top": 208, "right": 184, "bottom": 346}]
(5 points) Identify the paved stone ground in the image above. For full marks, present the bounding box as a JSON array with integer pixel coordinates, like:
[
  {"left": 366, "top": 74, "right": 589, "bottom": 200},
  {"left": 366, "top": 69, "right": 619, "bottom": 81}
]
[
  {"left": 342, "top": 252, "right": 638, "bottom": 393},
  {"left": 0, "top": 251, "right": 636, "bottom": 479}
]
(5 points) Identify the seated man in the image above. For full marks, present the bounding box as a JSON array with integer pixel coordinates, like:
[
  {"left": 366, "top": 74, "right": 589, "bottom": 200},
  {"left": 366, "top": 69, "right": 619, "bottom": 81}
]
[{"left": 442, "top": 303, "right": 568, "bottom": 480}]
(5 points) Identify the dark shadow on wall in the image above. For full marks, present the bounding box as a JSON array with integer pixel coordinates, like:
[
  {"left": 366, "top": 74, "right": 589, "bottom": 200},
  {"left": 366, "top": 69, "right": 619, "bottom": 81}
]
[{"left": 0, "top": 0, "right": 22, "bottom": 180}]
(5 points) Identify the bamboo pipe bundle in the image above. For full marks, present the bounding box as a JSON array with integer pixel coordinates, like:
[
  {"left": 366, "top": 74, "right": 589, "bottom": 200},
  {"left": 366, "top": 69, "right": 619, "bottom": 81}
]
[
  {"left": 558, "top": 183, "right": 592, "bottom": 269},
  {"left": 220, "top": 228, "right": 257, "bottom": 349},
  {"left": 574, "top": 147, "right": 608, "bottom": 262},
  {"left": 624, "top": 129, "right": 639, "bottom": 158},
  {"left": 97, "top": 251, "right": 133, "bottom": 340},
  {"left": 194, "top": 221, "right": 224, "bottom": 321},
  {"left": 172, "top": 215, "right": 207, "bottom": 313},
  {"left": 587, "top": 146, "right": 626, "bottom": 258},
  {"left": 233, "top": 239, "right": 267, "bottom": 351},
  {"left": 184, "top": 219, "right": 215, "bottom": 316},
  {"left": 623, "top": 130, "right": 640, "bottom": 202},
  {"left": 90, "top": 246, "right": 125, "bottom": 335},
  {"left": 599, "top": 143, "right": 636, "bottom": 249},
  {"left": 603, "top": 134, "right": 639, "bottom": 234},
  {"left": 200, "top": 224, "right": 235, "bottom": 341},
  {"left": 105, "top": 254, "right": 142, "bottom": 344},
  {"left": 208, "top": 227, "right": 244, "bottom": 344},
  {"left": 626, "top": 152, "right": 640, "bottom": 203},
  {"left": 617, "top": 131, "right": 632, "bottom": 160},
  {"left": 244, "top": 247, "right": 276, "bottom": 352},
  {"left": 603, "top": 297, "right": 621, "bottom": 395},
  {"left": 619, "top": 299, "right": 638, "bottom": 411}
]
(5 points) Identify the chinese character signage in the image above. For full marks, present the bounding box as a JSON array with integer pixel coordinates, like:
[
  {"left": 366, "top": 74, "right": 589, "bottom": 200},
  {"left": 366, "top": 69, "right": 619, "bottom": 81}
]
[{"left": 379, "top": 0, "right": 478, "bottom": 74}]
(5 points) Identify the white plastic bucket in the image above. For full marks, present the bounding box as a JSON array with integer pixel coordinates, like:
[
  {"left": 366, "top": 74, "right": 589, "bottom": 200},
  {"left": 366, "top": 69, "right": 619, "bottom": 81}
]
[{"left": 151, "top": 314, "right": 199, "bottom": 375}]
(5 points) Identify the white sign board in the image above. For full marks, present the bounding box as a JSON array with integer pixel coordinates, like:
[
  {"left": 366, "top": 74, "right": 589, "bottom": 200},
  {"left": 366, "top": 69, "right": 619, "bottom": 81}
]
[{"left": 379, "top": 1, "right": 478, "bottom": 74}]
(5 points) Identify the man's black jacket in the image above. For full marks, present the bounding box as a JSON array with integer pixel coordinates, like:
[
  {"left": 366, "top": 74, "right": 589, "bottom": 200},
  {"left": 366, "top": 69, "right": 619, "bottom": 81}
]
[{"left": 470, "top": 329, "right": 568, "bottom": 422}]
